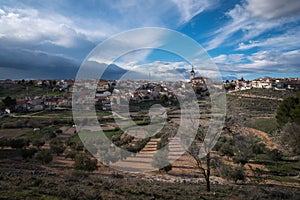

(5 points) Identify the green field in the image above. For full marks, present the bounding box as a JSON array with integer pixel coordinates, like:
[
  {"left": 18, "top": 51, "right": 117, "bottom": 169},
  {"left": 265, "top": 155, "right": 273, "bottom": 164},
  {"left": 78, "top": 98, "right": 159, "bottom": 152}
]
[{"left": 0, "top": 84, "right": 67, "bottom": 99}]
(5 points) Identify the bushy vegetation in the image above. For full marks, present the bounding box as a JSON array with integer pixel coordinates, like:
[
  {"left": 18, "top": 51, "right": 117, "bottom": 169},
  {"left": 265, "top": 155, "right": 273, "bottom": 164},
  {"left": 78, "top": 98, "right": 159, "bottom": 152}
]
[
  {"left": 65, "top": 150, "right": 77, "bottom": 160},
  {"left": 31, "top": 139, "right": 45, "bottom": 149},
  {"left": 220, "top": 164, "right": 246, "bottom": 184},
  {"left": 111, "top": 133, "right": 134, "bottom": 147},
  {"left": 276, "top": 92, "right": 300, "bottom": 155},
  {"left": 49, "top": 138, "right": 66, "bottom": 156},
  {"left": 276, "top": 93, "right": 300, "bottom": 127},
  {"left": 21, "top": 148, "right": 38, "bottom": 159},
  {"left": 280, "top": 123, "right": 300, "bottom": 155},
  {"left": 124, "top": 137, "right": 150, "bottom": 153},
  {"left": 74, "top": 153, "right": 98, "bottom": 171},
  {"left": 34, "top": 150, "right": 53, "bottom": 164},
  {"left": 8, "top": 138, "right": 29, "bottom": 149}
]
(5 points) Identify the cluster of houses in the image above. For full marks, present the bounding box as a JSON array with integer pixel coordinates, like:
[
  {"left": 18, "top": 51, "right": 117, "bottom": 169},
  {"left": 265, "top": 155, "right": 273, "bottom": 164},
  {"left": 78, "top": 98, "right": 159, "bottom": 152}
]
[
  {"left": 0, "top": 79, "right": 74, "bottom": 113},
  {"left": 91, "top": 79, "right": 210, "bottom": 111},
  {"left": 1, "top": 75, "right": 299, "bottom": 113},
  {"left": 0, "top": 79, "right": 74, "bottom": 92},
  {"left": 94, "top": 81, "right": 185, "bottom": 110},
  {"left": 224, "top": 77, "right": 300, "bottom": 91},
  {"left": 130, "top": 83, "right": 176, "bottom": 104},
  {"left": 0, "top": 95, "right": 73, "bottom": 113},
  {"left": 14, "top": 95, "right": 72, "bottom": 112}
]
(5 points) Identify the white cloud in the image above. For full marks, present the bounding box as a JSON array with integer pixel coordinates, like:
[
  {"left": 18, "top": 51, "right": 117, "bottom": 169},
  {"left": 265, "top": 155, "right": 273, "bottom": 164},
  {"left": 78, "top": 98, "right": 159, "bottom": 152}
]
[
  {"left": 115, "top": 60, "right": 192, "bottom": 81},
  {"left": 88, "top": 28, "right": 170, "bottom": 66},
  {"left": 0, "top": 0, "right": 218, "bottom": 50},
  {"left": 171, "top": 0, "right": 218, "bottom": 24},
  {"left": 213, "top": 54, "right": 227, "bottom": 63},
  {"left": 114, "top": 49, "right": 154, "bottom": 67},
  {"left": 212, "top": 50, "right": 300, "bottom": 78},
  {"left": 246, "top": 0, "right": 300, "bottom": 19},
  {"left": 213, "top": 54, "right": 245, "bottom": 64},
  {"left": 237, "top": 27, "right": 300, "bottom": 50},
  {"left": 247, "top": 50, "right": 300, "bottom": 66},
  {"left": 0, "top": 8, "right": 74, "bottom": 47},
  {"left": 205, "top": 2, "right": 300, "bottom": 51},
  {"left": 229, "top": 54, "right": 244, "bottom": 63},
  {"left": 205, "top": 4, "right": 252, "bottom": 50},
  {"left": 0, "top": 7, "right": 117, "bottom": 48},
  {"left": 231, "top": 50, "right": 299, "bottom": 73},
  {"left": 0, "top": 8, "right": 5, "bottom": 15}
]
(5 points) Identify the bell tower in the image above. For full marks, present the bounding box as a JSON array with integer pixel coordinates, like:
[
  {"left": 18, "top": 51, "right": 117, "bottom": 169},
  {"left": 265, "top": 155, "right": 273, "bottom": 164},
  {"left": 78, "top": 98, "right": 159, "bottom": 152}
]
[{"left": 190, "top": 66, "right": 195, "bottom": 81}]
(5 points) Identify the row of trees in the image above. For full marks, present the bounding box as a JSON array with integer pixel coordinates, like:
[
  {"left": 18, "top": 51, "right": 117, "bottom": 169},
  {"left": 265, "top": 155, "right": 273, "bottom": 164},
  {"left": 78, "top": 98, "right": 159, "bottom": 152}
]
[
  {"left": 1, "top": 96, "right": 16, "bottom": 111},
  {"left": 276, "top": 92, "right": 300, "bottom": 155},
  {"left": 0, "top": 135, "right": 98, "bottom": 171}
]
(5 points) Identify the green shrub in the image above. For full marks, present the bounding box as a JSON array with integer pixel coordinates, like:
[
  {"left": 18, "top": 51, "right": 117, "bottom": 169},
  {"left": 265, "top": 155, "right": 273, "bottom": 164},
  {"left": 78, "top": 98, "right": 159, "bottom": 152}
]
[
  {"left": 74, "top": 153, "right": 98, "bottom": 171},
  {"left": 233, "top": 155, "right": 248, "bottom": 165},
  {"left": 9, "top": 138, "right": 29, "bottom": 149},
  {"left": 219, "top": 143, "right": 234, "bottom": 157},
  {"left": 230, "top": 166, "right": 246, "bottom": 183},
  {"left": 68, "top": 141, "right": 84, "bottom": 151},
  {"left": 50, "top": 138, "right": 66, "bottom": 155},
  {"left": 32, "top": 139, "right": 45, "bottom": 149},
  {"left": 65, "top": 150, "right": 77, "bottom": 160},
  {"left": 0, "top": 139, "right": 10, "bottom": 148},
  {"left": 34, "top": 150, "right": 53, "bottom": 164},
  {"left": 125, "top": 137, "right": 150, "bottom": 153},
  {"left": 21, "top": 148, "right": 38, "bottom": 159},
  {"left": 160, "top": 164, "right": 172, "bottom": 173},
  {"left": 281, "top": 122, "right": 300, "bottom": 155},
  {"left": 55, "top": 129, "right": 63, "bottom": 134},
  {"left": 221, "top": 164, "right": 246, "bottom": 183},
  {"left": 268, "top": 149, "right": 282, "bottom": 161},
  {"left": 252, "top": 142, "right": 266, "bottom": 155}
]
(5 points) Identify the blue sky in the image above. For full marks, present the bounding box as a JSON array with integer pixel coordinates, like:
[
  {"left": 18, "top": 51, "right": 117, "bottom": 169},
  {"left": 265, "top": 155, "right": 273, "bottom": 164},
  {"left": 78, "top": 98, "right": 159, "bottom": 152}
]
[{"left": 0, "top": 0, "right": 300, "bottom": 80}]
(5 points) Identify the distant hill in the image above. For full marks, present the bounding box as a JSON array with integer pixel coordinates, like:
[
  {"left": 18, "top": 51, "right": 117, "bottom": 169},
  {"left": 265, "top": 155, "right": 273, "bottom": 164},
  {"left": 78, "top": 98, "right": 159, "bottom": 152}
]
[
  {"left": 102, "top": 63, "right": 128, "bottom": 80},
  {"left": 81, "top": 61, "right": 128, "bottom": 80}
]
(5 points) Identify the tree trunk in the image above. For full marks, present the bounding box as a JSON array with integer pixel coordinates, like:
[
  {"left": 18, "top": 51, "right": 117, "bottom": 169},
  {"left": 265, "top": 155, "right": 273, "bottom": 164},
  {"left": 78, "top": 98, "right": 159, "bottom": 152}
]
[{"left": 206, "top": 152, "right": 211, "bottom": 192}]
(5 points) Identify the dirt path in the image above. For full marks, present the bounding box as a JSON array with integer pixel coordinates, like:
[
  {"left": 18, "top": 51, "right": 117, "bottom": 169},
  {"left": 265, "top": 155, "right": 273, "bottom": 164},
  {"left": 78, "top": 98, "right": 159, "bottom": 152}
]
[{"left": 243, "top": 127, "right": 280, "bottom": 150}]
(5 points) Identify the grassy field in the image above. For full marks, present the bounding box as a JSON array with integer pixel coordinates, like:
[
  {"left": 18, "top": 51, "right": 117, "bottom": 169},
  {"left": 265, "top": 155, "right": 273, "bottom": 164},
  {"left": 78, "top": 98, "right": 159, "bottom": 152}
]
[
  {"left": 244, "top": 118, "right": 278, "bottom": 134},
  {"left": 0, "top": 84, "right": 67, "bottom": 98}
]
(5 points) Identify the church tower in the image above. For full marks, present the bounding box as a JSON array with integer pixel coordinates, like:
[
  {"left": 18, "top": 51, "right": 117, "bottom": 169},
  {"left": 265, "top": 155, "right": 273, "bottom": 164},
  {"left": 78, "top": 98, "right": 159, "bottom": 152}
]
[{"left": 190, "top": 66, "right": 195, "bottom": 81}]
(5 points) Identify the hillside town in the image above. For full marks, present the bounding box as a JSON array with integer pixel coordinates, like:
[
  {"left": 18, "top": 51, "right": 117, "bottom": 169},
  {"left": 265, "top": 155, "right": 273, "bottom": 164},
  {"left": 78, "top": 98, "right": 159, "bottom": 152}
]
[
  {"left": 1, "top": 74, "right": 300, "bottom": 116},
  {"left": 224, "top": 77, "right": 300, "bottom": 91}
]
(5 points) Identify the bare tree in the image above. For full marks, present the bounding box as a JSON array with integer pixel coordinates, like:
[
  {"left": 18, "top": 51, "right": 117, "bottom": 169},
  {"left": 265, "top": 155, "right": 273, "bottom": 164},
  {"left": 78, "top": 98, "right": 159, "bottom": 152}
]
[{"left": 186, "top": 128, "right": 212, "bottom": 192}]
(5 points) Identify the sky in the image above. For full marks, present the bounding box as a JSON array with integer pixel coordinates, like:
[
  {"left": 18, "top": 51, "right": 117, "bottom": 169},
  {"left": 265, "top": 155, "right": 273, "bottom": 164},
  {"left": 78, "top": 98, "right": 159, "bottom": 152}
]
[{"left": 0, "top": 0, "right": 300, "bottom": 80}]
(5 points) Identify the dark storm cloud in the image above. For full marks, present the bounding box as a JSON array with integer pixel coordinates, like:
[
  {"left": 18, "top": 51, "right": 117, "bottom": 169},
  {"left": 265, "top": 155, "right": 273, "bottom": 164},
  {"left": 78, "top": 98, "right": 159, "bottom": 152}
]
[{"left": 0, "top": 47, "right": 79, "bottom": 79}]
